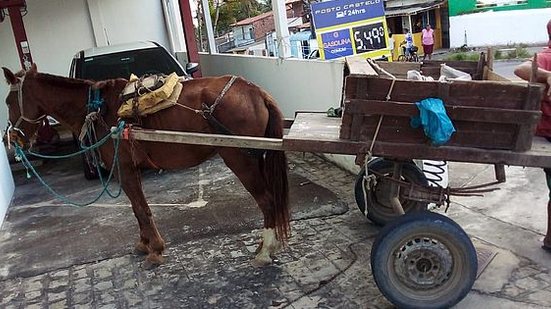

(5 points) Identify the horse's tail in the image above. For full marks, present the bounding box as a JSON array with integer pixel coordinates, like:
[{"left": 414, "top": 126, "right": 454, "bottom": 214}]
[{"left": 261, "top": 93, "right": 290, "bottom": 241}]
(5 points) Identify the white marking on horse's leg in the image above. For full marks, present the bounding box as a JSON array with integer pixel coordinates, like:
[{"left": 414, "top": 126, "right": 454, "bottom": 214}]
[{"left": 252, "top": 228, "right": 282, "bottom": 267}]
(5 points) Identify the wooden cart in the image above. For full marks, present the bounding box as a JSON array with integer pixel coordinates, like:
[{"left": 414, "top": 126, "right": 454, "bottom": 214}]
[{"left": 122, "top": 55, "right": 551, "bottom": 309}]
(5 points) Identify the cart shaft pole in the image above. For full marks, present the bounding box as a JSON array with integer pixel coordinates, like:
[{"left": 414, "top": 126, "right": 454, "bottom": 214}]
[{"left": 118, "top": 127, "right": 284, "bottom": 151}]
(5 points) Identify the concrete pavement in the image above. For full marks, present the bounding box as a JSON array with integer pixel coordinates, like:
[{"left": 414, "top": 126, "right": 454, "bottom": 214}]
[{"left": 1, "top": 151, "right": 551, "bottom": 308}]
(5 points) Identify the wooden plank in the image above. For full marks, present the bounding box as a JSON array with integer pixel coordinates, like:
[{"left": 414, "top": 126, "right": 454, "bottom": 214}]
[
  {"left": 344, "top": 77, "right": 358, "bottom": 100},
  {"left": 376, "top": 61, "right": 421, "bottom": 78},
  {"left": 487, "top": 47, "right": 494, "bottom": 71},
  {"left": 514, "top": 83, "right": 545, "bottom": 151},
  {"left": 486, "top": 68, "right": 510, "bottom": 82},
  {"left": 126, "top": 128, "right": 284, "bottom": 150},
  {"left": 355, "top": 115, "right": 517, "bottom": 150},
  {"left": 345, "top": 76, "right": 534, "bottom": 109},
  {"left": 284, "top": 113, "right": 551, "bottom": 168},
  {"left": 345, "top": 100, "right": 541, "bottom": 124},
  {"left": 475, "top": 52, "right": 486, "bottom": 80},
  {"left": 346, "top": 56, "right": 378, "bottom": 77},
  {"left": 349, "top": 114, "right": 364, "bottom": 140},
  {"left": 340, "top": 78, "right": 356, "bottom": 139},
  {"left": 421, "top": 60, "right": 480, "bottom": 79}
]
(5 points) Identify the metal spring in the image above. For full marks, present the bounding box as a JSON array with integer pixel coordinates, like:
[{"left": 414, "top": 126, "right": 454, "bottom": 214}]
[{"left": 423, "top": 160, "right": 447, "bottom": 187}]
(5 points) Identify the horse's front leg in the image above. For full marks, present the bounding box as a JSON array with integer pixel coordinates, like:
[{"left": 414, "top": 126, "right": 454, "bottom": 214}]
[{"left": 120, "top": 163, "right": 166, "bottom": 265}]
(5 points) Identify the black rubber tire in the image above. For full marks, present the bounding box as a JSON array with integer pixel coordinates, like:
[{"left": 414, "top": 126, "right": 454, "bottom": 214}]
[
  {"left": 398, "top": 55, "right": 406, "bottom": 62},
  {"left": 355, "top": 158, "right": 428, "bottom": 226},
  {"left": 371, "top": 212, "right": 478, "bottom": 309}
]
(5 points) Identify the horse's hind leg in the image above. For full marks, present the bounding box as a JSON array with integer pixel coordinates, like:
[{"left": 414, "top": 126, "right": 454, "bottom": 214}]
[
  {"left": 218, "top": 149, "right": 282, "bottom": 267},
  {"left": 120, "top": 164, "right": 166, "bottom": 265}
]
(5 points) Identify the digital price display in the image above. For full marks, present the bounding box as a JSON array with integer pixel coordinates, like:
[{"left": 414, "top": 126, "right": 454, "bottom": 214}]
[{"left": 353, "top": 22, "right": 386, "bottom": 53}]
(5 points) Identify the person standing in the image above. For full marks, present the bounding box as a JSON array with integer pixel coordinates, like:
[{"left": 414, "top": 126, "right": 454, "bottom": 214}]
[
  {"left": 402, "top": 28, "right": 413, "bottom": 58},
  {"left": 422, "top": 24, "right": 435, "bottom": 60},
  {"left": 514, "top": 19, "right": 551, "bottom": 253}
]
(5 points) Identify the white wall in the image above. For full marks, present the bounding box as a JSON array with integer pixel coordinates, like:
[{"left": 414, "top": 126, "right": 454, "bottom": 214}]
[
  {"left": 25, "top": 0, "right": 95, "bottom": 76},
  {"left": 450, "top": 8, "right": 551, "bottom": 47},
  {"left": 97, "top": 0, "right": 170, "bottom": 48},
  {"left": 0, "top": 145, "right": 14, "bottom": 228},
  {"left": 199, "top": 53, "right": 345, "bottom": 118}
]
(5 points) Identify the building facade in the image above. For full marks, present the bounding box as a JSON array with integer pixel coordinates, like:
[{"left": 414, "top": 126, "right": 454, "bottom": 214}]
[{"left": 384, "top": 0, "right": 448, "bottom": 60}]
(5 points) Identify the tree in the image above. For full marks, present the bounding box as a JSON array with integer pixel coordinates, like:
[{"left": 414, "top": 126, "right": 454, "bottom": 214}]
[{"left": 208, "top": 0, "right": 271, "bottom": 35}]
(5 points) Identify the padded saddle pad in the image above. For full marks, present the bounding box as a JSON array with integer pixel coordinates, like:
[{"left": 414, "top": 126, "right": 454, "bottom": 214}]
[{"left": 117, "top": 72, "right": 181, "bottom": 118}]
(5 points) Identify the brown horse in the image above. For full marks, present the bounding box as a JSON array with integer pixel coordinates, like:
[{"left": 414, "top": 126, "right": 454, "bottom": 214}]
[{"left": 2, "top": 64, "right": 290, "bottom": 267}]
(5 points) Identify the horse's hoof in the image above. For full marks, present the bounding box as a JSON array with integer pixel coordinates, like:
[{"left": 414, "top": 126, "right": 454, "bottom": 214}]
[
  {"left": 134, "top": 242, "right": 150, "bottom": 255},
  {"left": 146, "top": 253, "right": 165, "bottom": 265},
  {"left": 142, "top": 259, "right": 160, "bottom": 270},
  {"left": 251, "top": 255, "right": 272, "bottom": 268}
]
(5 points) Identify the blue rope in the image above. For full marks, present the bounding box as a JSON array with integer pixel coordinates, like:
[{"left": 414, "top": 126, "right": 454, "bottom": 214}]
[
  {"left": 14, "top": 121, "right": 126, "bottom": 207},
  {"left": 88, "top": 88, "right": 104, "bottom": 111},
  {"left": 27, "top": 123, "right": 123, "bottom": 159}
]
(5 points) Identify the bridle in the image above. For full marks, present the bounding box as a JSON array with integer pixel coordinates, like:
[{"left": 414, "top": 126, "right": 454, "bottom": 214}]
[{"left": 6, "top": 75, "right": 47, "bottom": 146}]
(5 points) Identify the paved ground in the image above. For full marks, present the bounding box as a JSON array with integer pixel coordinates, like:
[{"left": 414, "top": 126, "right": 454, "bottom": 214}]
[{"left": 1, "top": 149, "right": 551, "bottom": 308}]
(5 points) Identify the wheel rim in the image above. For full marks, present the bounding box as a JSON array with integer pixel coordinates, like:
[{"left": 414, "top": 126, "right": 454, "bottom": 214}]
[{"left": 386, "top": 232, "right": 465, "bottom": 301}]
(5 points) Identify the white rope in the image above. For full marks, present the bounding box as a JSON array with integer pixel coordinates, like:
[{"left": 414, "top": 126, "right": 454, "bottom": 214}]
[{"left": 361, "top": 59, "right": 399, "bottom": 215}]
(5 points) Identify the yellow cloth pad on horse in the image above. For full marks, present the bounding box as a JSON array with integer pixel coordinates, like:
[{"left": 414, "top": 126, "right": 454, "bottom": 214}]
[{"left": 117, "top": 72, "right": 181, "bottom": 118}]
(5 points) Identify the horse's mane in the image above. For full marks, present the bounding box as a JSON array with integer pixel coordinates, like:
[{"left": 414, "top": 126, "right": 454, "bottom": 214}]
[{"left": 34, "top": 72, "right": 94, "bottom": 88}]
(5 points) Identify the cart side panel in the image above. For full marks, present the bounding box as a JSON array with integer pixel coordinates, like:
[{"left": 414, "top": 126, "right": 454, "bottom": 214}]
[
  {"left": 421, "top": 60, "right": 483, "bottom": 80},
  {"left": 341, "top": 76, "right": 543, "bottom": 151},
  {"left": 375, "top": 62, "right": 421, "bottom": 79}
]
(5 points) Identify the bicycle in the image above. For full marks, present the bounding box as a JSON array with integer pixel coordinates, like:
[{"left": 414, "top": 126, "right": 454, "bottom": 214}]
[{"left": 397, "top": 45, "right": 419, "bottom": 62}]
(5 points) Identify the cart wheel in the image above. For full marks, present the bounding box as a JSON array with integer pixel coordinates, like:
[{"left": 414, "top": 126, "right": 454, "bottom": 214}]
[
  {"left": 355, "top": 158, "right": 428, "bottom": 226},
  {"left": 371, "top": 212, "right": 478, "bottom": 309}
]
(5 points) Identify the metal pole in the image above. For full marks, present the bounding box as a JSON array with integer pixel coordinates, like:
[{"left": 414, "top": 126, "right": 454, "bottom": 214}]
[
  {"left": 272, "top": 0, "right": 291, "bottom": 58},
  {"left": 178, "top": 0, "right": 202, "bottom": 77},
  {"left": 200, "top": 0, "right": 217, "bottom": 53},
  {"left": 7, "top": 4, "right": 33, "bottom": 70}
]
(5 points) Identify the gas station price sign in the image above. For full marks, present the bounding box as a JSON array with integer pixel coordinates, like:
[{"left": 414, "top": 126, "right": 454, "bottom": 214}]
[
  {"left": 353, "top": 22, "right": 386, "bottom": 53},
  {"left": 311, "top": 0, "right": 391, "bottom": 60}
]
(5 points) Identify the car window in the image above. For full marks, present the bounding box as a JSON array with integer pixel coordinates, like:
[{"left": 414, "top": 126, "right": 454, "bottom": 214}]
[{"left": 80, "top": 47, "right": 184, "bottom": 80}]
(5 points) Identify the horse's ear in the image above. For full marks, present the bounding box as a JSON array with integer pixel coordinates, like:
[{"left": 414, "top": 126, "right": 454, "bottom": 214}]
[
  {"left": 2, "top": 67, "right": 17, "bottom": 85},
  {"left": 28, "top": 63, "right": 38, "bottom": 76}
]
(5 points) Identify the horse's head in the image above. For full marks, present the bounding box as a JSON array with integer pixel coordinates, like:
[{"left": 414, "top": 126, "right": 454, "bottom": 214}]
[{"left": 2, "top": 64, "right": 46, "bottom": 149}]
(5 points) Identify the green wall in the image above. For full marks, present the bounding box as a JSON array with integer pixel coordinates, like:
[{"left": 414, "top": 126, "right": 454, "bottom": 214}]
[{"left": 449, "top": 0, "right": 551, "bottom": 16}]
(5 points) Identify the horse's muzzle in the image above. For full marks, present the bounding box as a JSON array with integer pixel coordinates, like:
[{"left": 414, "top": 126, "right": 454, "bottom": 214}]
[{"left": 4, "top": 130, "right": 29, "bottom": 150}]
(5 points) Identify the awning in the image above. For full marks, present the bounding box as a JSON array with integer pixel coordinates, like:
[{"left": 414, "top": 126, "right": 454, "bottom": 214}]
[
  {"left": 385, "top": 0, "right": 445, "bottom": 17},
  {"left": 289, "top": 31, "right": 312, "bottom": 42}
]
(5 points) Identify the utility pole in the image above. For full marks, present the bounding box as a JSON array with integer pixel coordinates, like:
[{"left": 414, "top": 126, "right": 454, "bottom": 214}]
[{"left": 272, "top": 0, "right": 291, "bottom": 58}]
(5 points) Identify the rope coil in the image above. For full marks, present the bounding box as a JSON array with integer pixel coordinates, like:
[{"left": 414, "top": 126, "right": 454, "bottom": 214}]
[{"left": 14, "top": 121, "right": 126, "bottom": 207}]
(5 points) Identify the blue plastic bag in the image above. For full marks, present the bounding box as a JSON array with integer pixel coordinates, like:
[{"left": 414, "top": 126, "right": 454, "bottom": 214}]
[{"left": 410, "top": 98, "right": 456, "bottom": 146}]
